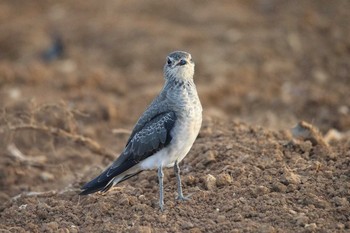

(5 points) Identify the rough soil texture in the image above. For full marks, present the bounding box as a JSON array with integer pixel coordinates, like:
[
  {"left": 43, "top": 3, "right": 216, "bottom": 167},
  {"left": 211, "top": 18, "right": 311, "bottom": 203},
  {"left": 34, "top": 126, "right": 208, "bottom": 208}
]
[{"left": 1, "top": 0, "right": 350, "bottom": 232}]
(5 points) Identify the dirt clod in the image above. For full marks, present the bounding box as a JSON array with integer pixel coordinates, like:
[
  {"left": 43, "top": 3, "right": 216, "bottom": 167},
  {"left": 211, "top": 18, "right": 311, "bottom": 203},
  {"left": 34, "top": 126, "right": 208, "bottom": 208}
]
[{"left": 203, "top": 174, "right": 217, "bottom": 190}]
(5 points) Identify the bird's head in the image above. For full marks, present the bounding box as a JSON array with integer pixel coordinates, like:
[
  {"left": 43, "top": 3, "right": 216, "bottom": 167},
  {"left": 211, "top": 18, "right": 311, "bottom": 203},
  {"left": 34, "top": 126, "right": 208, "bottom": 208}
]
[{"left": 164, "top": 51, "right": 195, "bottom": 81}]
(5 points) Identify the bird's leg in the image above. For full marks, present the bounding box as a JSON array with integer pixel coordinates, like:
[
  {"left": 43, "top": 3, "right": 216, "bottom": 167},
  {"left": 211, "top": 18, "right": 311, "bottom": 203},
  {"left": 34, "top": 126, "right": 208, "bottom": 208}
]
[
  {"left": 158, "top": 165, "right": 164, "bottom": 211},
  {"left": 174, "top": 160, "right": 190, "bottom": 201}
]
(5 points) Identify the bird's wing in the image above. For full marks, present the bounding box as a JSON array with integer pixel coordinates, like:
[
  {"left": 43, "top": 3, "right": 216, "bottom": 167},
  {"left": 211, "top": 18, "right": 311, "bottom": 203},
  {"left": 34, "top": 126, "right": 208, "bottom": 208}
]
[
  {"left": 125, "top": 93, "right": 168, "bottom": 146},
  {"left": 80, "top": 111, "right": 176, "bottom": 194},
  {"left": 108, "top": 111, "right": 177, "bottom": 172}
]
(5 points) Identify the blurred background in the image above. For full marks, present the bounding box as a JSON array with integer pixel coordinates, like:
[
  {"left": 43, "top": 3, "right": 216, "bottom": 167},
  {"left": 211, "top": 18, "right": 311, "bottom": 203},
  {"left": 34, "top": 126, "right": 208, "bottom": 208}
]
[
  {"left": 1, "top": 0, "right": 349, "bottom": 132},
  {"left": 0, "top": 1, "right": 350, "bottom": 231}
]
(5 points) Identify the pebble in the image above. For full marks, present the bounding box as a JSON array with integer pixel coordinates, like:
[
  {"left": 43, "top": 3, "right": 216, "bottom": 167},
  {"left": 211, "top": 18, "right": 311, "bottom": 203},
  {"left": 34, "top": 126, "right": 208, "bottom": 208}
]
[
  {"left": 216, "top": 173, "right": 233, "bottom": 187},
  {"left": 202, "top": 150, "right": 216, "bottom": 165},
  {"left": 40, "top": 172, "right": 55, "bottom": 181},
  {"left": 232, "top": 213, "right": 243, "bottom": 222},
  {"left": 69, "top": 226, "right": 78, "bottom": 233},
  {"left": 217, "top": 215, "right": 226, "bottom": 223},
  {"left": 117, "top": 195, "right": 130, "bottom": 206},
  {"left": 336, "top": 223, "right": 345, "bottom": 229},
  {"left": 271, "top": 182, "right": 287, "bottom": 193},
  {"left": 203, "top": 174, "right": 217, "bottom": 190},
  {"left": 332, "top": 197, "right": 349, "bottom": 207},
  {"left": 305, "top": 223, "right": 317, "bottom": 231},
  {"left": 281, "top": 169, "right": 301, "bottom": 185},
  {"left": 158, "top": 215, "right": 167, "bottom": 223},
  {"left": 312, "top": 69, "right": 328, "bottom": 83},
  {"left": 138, "top": 195, "right": 147, "bottom": 202},
  {"left": 250, "top": 185, "right": 270, "bottom": 197},
  {"left": 257, "top": 185, "right": 270, "bottom": 194},
  {"left": 42, "top": 221, "right": 59, "bottom": 232},
  {"left": 184, "top": 175, "right": 196, "bottom": 186},
  {"left": 181, "top": 221, "right": 194, "bottom": 229},
  {"left": 128, "top": 196, "right": 138, "bottom": 206},
  {"left": 295, "top": 214, "right": 309, "bottom": 226}
]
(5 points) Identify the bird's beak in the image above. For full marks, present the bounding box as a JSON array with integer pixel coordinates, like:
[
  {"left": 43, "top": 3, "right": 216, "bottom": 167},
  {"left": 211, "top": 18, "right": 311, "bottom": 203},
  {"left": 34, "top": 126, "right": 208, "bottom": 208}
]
[{"left": 176, "top": 59, "right": 188, "bottom": 66}]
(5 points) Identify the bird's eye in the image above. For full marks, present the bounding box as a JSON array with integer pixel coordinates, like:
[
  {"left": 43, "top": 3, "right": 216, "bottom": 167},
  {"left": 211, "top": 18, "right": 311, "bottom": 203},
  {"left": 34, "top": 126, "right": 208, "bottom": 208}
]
[
  {"left": 178, "top": 60, "right": 187, "bottom": 66},
  {"left": 167, "top": 58, "right": 172, "bottom": 65}
]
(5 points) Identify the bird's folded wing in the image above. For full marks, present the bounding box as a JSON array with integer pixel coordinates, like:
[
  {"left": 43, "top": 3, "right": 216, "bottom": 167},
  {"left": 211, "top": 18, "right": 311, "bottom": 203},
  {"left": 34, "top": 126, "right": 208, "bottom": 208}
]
[
  {"left": 81, "top": 111, "right": 177, "bottom": 193},
  {"left": 105, "top": 111, "right": 177, "bottom": 177}
]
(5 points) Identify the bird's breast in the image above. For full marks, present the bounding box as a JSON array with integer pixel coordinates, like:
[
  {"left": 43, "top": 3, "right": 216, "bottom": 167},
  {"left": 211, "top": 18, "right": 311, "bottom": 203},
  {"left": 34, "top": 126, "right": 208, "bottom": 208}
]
[{"left": 139, "top": 83, "right": 202, "bottom": 170}]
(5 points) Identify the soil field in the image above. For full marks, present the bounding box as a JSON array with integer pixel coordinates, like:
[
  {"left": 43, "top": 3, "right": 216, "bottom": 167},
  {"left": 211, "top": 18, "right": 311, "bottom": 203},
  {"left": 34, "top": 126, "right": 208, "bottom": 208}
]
[{"left": 0, "top": 0, "right": 350, "bottom": 232}]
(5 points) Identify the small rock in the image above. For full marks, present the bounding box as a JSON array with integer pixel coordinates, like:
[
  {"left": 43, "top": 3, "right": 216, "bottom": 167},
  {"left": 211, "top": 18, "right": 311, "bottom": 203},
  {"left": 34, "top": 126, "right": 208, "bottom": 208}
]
[
  {"left": 312, "top": 69, "right": 328, "bottom": 83},
  {"left": 336, "top": 223, "right": 345, "bottom": 229},
  {"left": 42, "top": 222, "right": 59, "bottom": 232},
  {"left": 332, "top": 197, "right": 349, "bottom": 207},
  {"left": 69, "top": 226, "right": 78, "bottom": 233},
  {"left": 40, "top": 172, "right": 55, "bottom": 181},
  {"left": 203, "top": 174, "right": 217, "bottom": 190},
  {"left": 217, "top": 215, "right": 226, "bottom": 223},
  {"left": 181, "top": 221, "right": 194, "bottom": 229},
  {"left": 257, "top": 185, "right": 270, "bottom": 194},
  {"left": 202, "top": 150, "right": 216, "bottom": 165},
  {"left": 118, "top": 195, "right": 129, "bottom": 206},
  {"left": 128, "top": 196, "right": 138, "bottom": 206},
  {"left": 288, "top": 209, "right": 297, "bottom": 215},
  {"left": 308, "top": 194, "right": 329, "bottom": 209},
  {"left": 19, "top": 204, "right": 27, "bottom": 210},
  {"left": 295, "top": 214, "right": 309, "bottom": 227},
  {"left": 233, "top": 213, "right": 243, "bottom": 222},
  {"left": 305, "top": 223, "right": 317, "bottom": 231},
  {"left": 238, "top": 197, "right": 246, "bottom": 203},
  {"left": 216, "top": 173, "right": 233, "bottom": 187},
  {"left": 271, "top": 182, "right": 287, "bottom": 193},
  {"left": 132, "top": 204, "right": 148, "bottom": 211},
  {"left": 184, "top": 175, "right": 196, "bottom": 186},
  {"left": 286, "top": 184, "right": 298, "bottom": 193},
  {"left": 338, "top": 105, "right": 349, "bottom": 115},
  {"left": 250, "top": 185, "right": 270, "bottom": 197},
  {"left": 138, "top": 195, "right": 146, "bottom": 202},
  {"left": 281, "top": 168, "right": 301, "bottom": 185},
  {"left": 158, "top": 215, "right": 167, "bottom": 223},
  {"left": 299, "top": 141, "right": 313, "bottom": 154}
]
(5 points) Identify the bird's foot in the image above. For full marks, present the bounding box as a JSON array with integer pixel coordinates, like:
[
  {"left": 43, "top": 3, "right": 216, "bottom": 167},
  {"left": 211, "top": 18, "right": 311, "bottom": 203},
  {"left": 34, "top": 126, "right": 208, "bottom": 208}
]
[
  {"left": 159, "top": 201, "right": 164, "bottom": 211},
  {"left": 176, "top": 193, "right": 192, "bottom": 201}
]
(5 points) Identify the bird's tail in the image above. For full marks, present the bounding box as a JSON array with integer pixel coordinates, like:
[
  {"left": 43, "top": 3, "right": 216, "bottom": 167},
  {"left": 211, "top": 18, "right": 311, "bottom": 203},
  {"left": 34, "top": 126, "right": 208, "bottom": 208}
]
[
  {"left": 79, "top": 169, "right": 114, "bottom": 195},
  {"left": 79, "top": 161, "right": 143, "bottom": 195}
]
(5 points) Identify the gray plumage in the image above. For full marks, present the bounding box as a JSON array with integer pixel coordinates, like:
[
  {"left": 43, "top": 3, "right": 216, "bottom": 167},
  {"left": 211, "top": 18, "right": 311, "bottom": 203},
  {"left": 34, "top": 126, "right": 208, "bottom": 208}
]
[{"left": 80, "top": 51, "right": 202, "bottom": 211}]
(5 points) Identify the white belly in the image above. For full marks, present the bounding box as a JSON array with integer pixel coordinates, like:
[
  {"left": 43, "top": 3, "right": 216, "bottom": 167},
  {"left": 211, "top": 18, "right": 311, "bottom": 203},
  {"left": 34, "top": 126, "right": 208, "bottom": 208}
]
[{"left": 139, "top": 113, "right": 202, "bottom": 170}]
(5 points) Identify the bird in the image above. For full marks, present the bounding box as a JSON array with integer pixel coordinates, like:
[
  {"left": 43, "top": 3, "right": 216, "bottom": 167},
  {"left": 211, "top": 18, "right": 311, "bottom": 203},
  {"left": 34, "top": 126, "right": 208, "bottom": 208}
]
[
  {"left": 80, "top": 51, "right": 202, "bottom": 211},
  {"left": 41, "top": 34, "right": 64, "bottom": 62}
]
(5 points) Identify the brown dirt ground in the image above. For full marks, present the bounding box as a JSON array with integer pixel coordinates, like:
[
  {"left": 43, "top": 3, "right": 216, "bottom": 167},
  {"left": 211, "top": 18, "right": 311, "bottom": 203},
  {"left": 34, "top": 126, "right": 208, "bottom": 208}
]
[{"left": 1, "top": 0, "right": 350, "bottom": 232}]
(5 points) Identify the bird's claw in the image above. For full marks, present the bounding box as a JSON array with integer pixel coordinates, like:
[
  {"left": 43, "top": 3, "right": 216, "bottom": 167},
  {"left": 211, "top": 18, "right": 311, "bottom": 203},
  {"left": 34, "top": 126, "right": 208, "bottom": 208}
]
[
  {"left": 176, "top": 193, "right": 192, "bottom": 201},
  {"left": 159, "top": 201, "right": 164, "bottom": 211}
]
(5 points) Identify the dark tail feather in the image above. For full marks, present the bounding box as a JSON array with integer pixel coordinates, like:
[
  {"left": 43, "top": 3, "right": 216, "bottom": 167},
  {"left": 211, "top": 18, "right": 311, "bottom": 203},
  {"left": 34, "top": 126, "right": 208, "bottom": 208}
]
[
  {"left": 80, "top": 159, "right": 139, "bottom": 195},
  {"left": 79, "top": 185, "right": 105, "bottom": 195},
  {"left": 100, "top": 179, "right": 115, "bottom": 193},
  {"left": 79, "top": 173, "right": 112, "bottom": 195}
]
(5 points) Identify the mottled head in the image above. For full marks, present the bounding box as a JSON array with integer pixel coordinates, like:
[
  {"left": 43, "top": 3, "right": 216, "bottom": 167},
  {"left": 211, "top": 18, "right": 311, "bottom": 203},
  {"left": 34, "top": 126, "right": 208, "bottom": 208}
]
[{"left": 164, "top": 51, "right": 195, "bottom": 81}]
